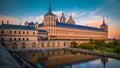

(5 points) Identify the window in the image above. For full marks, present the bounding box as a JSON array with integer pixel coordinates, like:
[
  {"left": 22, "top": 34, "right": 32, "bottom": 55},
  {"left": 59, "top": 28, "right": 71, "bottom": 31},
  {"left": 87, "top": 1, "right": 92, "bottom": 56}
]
[
  {"left": 1, "top": 38, "right": 4, "bottom": 41},
  {"left": 19, "top": 31, "right": 21, "bottom": 34},
  {"left": 27, "top": 31, "right": 28, "bottom": 34},
  {"left": 10, "top": 31, "right": 12, "bottom": 34},
  {"left": 23, "top": 31, "right": 25, "bottom": 34},
  {"left": 14, "top": 38, "right": 16, "bottom": 40},
  {"left": 10, "top": 38, "right": 12, "bottom": 40},
  {"left": 14, "top": 31, "right": 16, "bottom": 34},
  {"left": 19, "top": 38, "right": 20, "bottom": 40},
  {"left": 27, "top": 38, "right": 28, "bottom": 41},
  {"left": 33, "top": 32, "right": 35, "bottom": 34},
  {"left": 2, "top": 30, "right": 4, "bottom": 34}
]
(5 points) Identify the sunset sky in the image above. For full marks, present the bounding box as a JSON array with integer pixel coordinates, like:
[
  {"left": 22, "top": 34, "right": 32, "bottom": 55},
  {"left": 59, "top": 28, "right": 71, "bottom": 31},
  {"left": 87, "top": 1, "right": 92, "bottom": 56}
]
[{"left": 0, "top": 0, "right": 120, "bottom": 38}]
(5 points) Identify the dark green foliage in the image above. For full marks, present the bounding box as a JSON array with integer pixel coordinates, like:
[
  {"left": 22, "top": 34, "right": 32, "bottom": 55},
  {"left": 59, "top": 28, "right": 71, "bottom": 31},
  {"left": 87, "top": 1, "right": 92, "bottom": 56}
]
[
  {"left": 114, "top": 46, "right": 120, "bottom": 53},
  {"left": 71, "top": 41, "right": 77, "bottom": 47},
  {"left": 73, "top": 39, "right": 120, "bottom": 53},
  {"left": 76, "top": 42, "right": 94, "bottom": 50}
]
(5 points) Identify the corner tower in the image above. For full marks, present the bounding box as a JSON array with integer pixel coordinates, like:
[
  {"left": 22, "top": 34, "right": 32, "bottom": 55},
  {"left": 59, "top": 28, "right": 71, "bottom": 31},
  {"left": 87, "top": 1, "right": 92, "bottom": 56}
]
[
  {"left": 44, "top": 0, "right": 56, "bottom": 26},
  {"left": 100, "top": 17, "right": 108, "bottom": 32}
]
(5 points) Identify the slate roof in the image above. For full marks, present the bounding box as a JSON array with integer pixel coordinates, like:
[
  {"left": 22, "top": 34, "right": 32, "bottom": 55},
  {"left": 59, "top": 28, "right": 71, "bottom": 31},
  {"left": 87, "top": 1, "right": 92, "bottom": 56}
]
[
  {"left": 0, "top": 24, "right": 36, "bottom": 30},
  {"left": 29, "top": 22, "right": 34, "bottom": 25},
  {"left": 39, "top": 23, "right": 43, "bottom": 26},
  {"left": 38, "top": 30, "right": 47, "bottom": 33},
  {"left": 101, "top": 23, "right": 108, "bottom": 26},
  {"left": 45, "top": 12, "right": 55, "bottom": 16},
  {"left": 56, "top": 22, "right": 105, "bottom": 31}
]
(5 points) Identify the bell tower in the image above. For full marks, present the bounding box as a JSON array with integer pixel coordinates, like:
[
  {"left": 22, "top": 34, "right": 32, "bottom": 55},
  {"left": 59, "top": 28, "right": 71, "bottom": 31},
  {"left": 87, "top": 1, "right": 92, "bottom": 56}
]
[{"left": 44, "top": 0, "right": 56, "bottom": 26}]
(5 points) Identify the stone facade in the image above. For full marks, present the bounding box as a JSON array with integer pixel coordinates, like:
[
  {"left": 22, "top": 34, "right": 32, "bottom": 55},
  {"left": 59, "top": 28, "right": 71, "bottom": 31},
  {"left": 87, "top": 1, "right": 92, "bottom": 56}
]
[{"left": 0, "top": 1, "right": 108, "bottom": 49}]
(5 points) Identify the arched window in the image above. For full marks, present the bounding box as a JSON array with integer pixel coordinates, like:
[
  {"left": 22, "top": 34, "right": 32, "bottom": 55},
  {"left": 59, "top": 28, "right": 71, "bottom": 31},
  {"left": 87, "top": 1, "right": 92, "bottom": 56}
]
[
  {"left": 19, "top": 31, "right": 21, "bottom": 34},
  {"left": 19, "top": 38, "right": 20, "bottom": 40},
  {"left": 33, "top": 32, "right": 35, "bottom": 34},
  {"left": 10, "top": 31, "right": 12, "bottom": 34},
  {"left": 22, "top": 43, "right": 26, "bottom": 48},
  {"left": 9, "top": 38, "right": 12, "bottom": 40},
  {"left": 13, "top": 43, "right": 17, "bottom": 49},
  {"left": 14, "top": 31, "right": 16, "bottom": 34},
  {"left": 27, "top": 31, "right": 28, "bottom": 34},
  {"left": 1, "top": 38, "right": 4, "bottom": 41},
  {"left": 47, "top": 42, "right": 50, "bottom": 47},
  {"left": 23, "top": 38, "right": 24, "bottom": 40},
  {"left": 27, "top": 38, "right": 28, "bottom": 41},
  {"left": 23, "top": 31, "right": 25, "bottom": 34},
  {"left": 2, "top": 30, "right": 4, "bottom": 34},
  {"left": 42, "top": 42, "right": 44, "bottom": 47},
  {"left": 14, "top": 38, "right": 16, "bottom": 40}
]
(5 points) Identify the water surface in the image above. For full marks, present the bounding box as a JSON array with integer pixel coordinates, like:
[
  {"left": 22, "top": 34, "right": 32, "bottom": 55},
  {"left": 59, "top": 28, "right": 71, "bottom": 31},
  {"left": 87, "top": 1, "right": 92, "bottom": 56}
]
[{"left": 19, "top": 49, "right": 120, "bottom": 68}]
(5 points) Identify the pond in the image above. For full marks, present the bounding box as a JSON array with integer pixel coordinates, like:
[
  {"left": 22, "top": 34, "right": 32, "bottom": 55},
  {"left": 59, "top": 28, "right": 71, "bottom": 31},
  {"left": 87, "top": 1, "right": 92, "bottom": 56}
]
[{"left": 18, "top": 49, "right": 120, "bottom": 68}]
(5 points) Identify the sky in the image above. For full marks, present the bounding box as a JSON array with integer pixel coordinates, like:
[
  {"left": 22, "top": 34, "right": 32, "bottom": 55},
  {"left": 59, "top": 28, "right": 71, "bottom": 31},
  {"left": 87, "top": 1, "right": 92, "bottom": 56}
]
[{"left": 0, "top": 0, "right": 120, "bottom": 38}]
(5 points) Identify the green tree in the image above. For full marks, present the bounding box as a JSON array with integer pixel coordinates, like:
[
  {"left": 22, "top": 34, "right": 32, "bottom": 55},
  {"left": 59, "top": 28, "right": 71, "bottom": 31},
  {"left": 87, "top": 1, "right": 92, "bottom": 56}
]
[
  {"left": 112, "top": 39, "right": 119, "bottom": 46},
  {"left": 114, "top": 45, "right": 120, "bottom": 53}
]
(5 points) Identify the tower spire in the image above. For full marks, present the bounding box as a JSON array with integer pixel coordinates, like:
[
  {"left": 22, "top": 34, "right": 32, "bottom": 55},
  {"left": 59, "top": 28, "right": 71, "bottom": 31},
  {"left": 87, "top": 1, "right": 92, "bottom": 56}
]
[
  {"left": 69, "top": 12, "right": 72, "bottom": 19},
  {"left": 49, "top": 0, "right": 51, "bottom": 12},
  {"left": 103, "top": 16, "right": 105, "bottom": 24}
]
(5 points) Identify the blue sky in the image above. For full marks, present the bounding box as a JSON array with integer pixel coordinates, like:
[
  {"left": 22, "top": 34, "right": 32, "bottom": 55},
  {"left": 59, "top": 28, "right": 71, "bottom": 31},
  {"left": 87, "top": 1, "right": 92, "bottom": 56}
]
[{"left": 0, "top": 0, "right": 120, "bottom": 38}]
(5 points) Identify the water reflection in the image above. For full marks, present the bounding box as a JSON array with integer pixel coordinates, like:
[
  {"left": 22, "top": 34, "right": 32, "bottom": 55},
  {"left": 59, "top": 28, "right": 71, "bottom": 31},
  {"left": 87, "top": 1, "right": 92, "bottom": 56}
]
[
  {"left": 19, "top": 49, "right": 120, "bottom": 68},
  {"left": 101, "top": 57, "right": 108, "bottom": 68}
]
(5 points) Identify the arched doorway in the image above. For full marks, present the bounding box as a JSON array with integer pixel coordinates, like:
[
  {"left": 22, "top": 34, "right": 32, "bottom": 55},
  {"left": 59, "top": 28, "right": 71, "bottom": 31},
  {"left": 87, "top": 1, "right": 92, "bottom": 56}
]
[
  {"left": 53, "top": 42, "right": 55, "bottom": 47},
  {"left": 13, "top": 43, "right": 17, "bottom": 49},
  {"left": 22, "top": 43, "right": 26, "bottom": 48},
  {"left": 64, "top": 42, "right": 66, "bottom": 47},
  {"left": 47, "top": 42, "right": 50, "bottom": 47},
  {"left": 32, "top": 42, "right": 36, "bottom": 48},
  {"left": 41, "top": 42, "right": 44, "bottom": 47}
]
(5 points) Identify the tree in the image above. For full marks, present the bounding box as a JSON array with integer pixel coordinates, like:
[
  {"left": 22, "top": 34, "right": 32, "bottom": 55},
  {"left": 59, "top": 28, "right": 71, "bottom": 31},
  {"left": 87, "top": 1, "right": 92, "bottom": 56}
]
[
  {"left": 114, "top": 46, "right": 120, "bottom": 53},
  {"left": 71, "top": 41, "right": 77, "bottom": 47}
]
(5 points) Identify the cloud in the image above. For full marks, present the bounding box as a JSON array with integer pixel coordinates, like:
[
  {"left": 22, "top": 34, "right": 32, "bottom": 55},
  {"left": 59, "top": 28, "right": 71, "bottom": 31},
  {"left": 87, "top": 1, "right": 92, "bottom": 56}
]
[
  {"left": 0, "top": 15, "right": 21, "bottom": 25},
  {"left": 22, "top": 15, "right": 44, "bottom": 24},
  {"left": 90, "top": 8, "right": 100, "bottom": 15},
  {"left": 53, "top": 11, "right": 62, "bottom": 17},
  {"left": 80, "top": 12, "right": 87, "bottom": 16}
]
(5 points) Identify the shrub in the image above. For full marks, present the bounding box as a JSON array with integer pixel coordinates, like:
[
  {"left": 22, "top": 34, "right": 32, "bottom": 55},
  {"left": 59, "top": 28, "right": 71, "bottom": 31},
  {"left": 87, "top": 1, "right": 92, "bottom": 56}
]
[
  {"left": 71, "top": 41, "right": 77, "bottom": 47},
  {"left": 114, "top": 46, "right": 120, "bottom": 53}
]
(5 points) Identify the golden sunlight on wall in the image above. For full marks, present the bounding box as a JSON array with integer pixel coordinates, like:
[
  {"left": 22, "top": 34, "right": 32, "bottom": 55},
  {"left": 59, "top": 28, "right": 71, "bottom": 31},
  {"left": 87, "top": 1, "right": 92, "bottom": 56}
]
[{"left": 83, "top": 20, "right": 120, "bottom": 38}]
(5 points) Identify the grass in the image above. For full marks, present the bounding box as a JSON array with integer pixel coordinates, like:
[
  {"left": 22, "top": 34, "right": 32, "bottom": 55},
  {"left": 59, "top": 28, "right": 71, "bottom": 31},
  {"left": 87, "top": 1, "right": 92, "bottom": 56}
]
[{"left": 97, "top": 47, "right": 114, "bottom": 53}]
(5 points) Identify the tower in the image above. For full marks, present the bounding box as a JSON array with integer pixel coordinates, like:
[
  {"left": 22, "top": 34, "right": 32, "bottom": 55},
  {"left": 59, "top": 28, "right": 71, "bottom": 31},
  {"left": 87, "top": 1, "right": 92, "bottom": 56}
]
[
  {"left": 67, "top": 13, "right": 75, "bottom": 24},
  {"left": 25, "top": 21, "right": 29, "bottom": 26},
  {"left": 44, "top": 0, "right": 56, "bottom": 26},
  {"left": 100, "top": 17, "right": 108, "bottom": 32},
  {"left": 35, "top": 22, "right": 39, "bottom": 29},
  {"left": 56, "top": 16, "right": 59, "bottom": 22},
  {"left": 60, "top": 11, "right": 66, "bottom": 23}
]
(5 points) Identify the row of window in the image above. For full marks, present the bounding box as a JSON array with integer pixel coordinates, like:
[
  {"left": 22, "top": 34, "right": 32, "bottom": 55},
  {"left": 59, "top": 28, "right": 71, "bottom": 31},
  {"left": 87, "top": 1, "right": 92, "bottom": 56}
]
[
  {"left": 1, "top": 30, "right": 36, "bottom": 35},
  {"left": 1, "top": 38, "right": 29, "bottom": 41}
]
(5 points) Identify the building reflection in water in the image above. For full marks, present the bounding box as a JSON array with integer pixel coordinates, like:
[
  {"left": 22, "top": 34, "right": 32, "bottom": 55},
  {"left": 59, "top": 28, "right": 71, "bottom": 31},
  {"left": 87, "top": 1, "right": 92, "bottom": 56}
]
[
  {"left": 19, "top": 49, "right": 98, "bottom": 68},
  {"left": 101, "top": 57, "right": 109, "bottom": 68}
]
